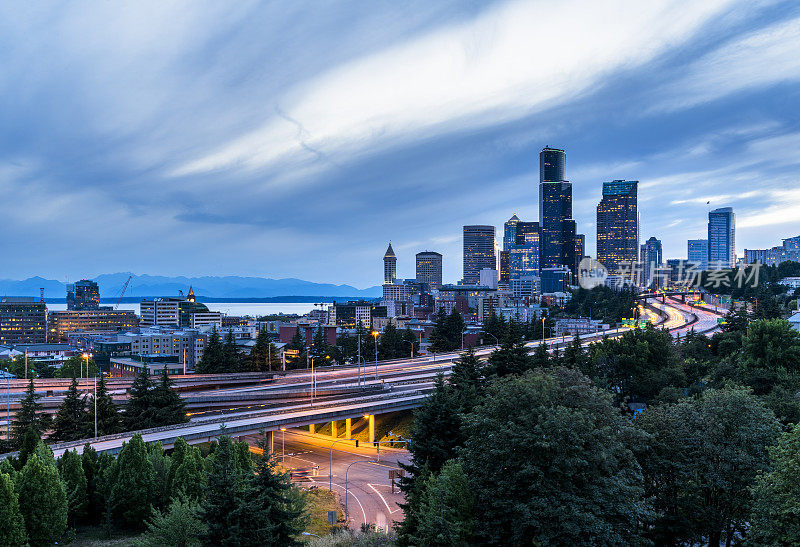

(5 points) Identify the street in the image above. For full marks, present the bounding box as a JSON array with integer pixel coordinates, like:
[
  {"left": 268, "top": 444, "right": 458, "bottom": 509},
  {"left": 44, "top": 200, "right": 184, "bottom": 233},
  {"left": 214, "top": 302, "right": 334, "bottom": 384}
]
[{"left": 247, "top": 429, "right": 409, "bottom": 532}]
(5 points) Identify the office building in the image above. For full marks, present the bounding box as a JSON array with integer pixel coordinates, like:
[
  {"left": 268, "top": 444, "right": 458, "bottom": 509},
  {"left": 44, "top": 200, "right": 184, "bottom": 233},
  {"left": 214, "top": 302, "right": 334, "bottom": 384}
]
[
  {"left": 499, "top": 251, "right": 510, "bottom": 283},
  {"left": 415, "top": 251, "right": 442, "bottom": 289},
  {"left": 0, "top": 297, "right": 47, "bottom": 344},
  {"left": 688, "top": 239, "right": 709, "bottom": 270},
  {"left": 744, "top": 235, "right": 800, "bottom": 266},
  {"left": 641, "top": 236, "right": 663, "bottom": 287},
  {"left": 508, "top": 220, "right": 540, "bottom": 280},
  {"left": 140, "top": 293, "right": 215, "bottom": 328},
  {"left": 463, "top": 225, "right": 496, "bottom": 284},
  {"left": 47, "top": 309, "right": 139, "bottom": 343},
  {"left": 596, "top": 180, "right": 639, "bottom": 273},
  {"left": 479, "top": 268, "right": 499, "bottom": 290},
  {"left": 328, "top": 301, "right": 387, "bottom": 329},
  {"left": 708, "top": 207, "right": 736, "bottom": 269},
  {"left": 383, "top": 243, "right": 397, "bottom": 284},
  {"left": 541, "top": 267, "right": 571, "bottom": 294},
  {"left": 66, "top": 279, "right": 101, "bottom": 310},
  {"left": 538, "top": 147, "right": 577, "bottom": 276}
]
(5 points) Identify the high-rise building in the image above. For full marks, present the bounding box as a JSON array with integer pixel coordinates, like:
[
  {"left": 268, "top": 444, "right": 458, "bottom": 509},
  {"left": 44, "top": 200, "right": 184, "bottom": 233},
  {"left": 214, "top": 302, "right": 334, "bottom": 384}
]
[
  {"left": 499, "top": 251, "right": 510, "bottom": 283},
  {"left": 463, "top": 225, "right": 496, "bottom": 284},
  {"left": 508, "top": 221, "right": 540, "bottom": 280},
  {"left": 596, "top": 180, "right": 639, "bottom": 273},
  {"left": 415, "top": 251, "right": 442, "bottom": 289},
  {"left": 503, "top": 214, "right": 520, "bottom": 251},
  {"left": 66, "top": 279, "right": 101, "bottom": 310},
  {"left": 0, "top": 297, "right": 47, "bottom": 344},
  {"left": 687, "top": 239, "right": 709, "bottom": 270},
  {"left": 744, "top": 235, "right": 800, "bottom": 266},
  {"left": 708, "top": 207, "right": 735, "bottom": 269},
  {"left": 641, "top": 236, "right": 663, "bottom": 287},
  {"left": 140, "top": 294, "right": 214, "bottom": 328},
  {"left": 538, "top": 147, "right": 576, "bottom": 276},
  {"left": 383, "top": 243, "right": 397, "bottom": 284}
]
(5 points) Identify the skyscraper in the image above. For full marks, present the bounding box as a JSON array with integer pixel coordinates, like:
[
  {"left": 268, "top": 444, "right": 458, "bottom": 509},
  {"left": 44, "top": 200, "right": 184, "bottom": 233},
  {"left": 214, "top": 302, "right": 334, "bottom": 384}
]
[
  {"left": 687, "top": 239, "right": 709, "bottom": 270},
  {"left": 383, "top": 243, "right": 397, "bottom": 284},
  {"left": 641, "top": 236, "right": 663, "bottom": 287},
  {"left": 538, "top": 147, "right": 576, "bottom": 276},
  {"left": 508, "top": 221, "right": 540, "bottom": 280},
  {"left": 596, "top": 180, "right": 639, "bottom": 273},
  {"left": 66, "top": 279, "right": 101, "bottom": 310},
  {"left": 463, "top": 225, "right": 496, "bottom": 284},
  {"left": 708, "top": 207, "right": 735, "bottom": 269},
  {"left": 415, "top": 251, "right": 443, "bottom": 289}
]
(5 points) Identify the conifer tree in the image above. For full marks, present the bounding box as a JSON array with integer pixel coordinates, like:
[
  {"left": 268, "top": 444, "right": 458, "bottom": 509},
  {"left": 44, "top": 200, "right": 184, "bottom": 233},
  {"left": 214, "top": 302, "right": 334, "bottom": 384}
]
[
  {"left": 239, "top": 438, "right": 307, "bottom": 545},
  {"left": 0, "top": 472, "right": 26, "bottom": 547},
  {"left": 200, "top": 434, "right": 248, "bottom": 544},
  {"left": 223, "top": 329, "right": 242, "bottom": 371},
  {"left": 448, "top": 347, "right": 485, "bottom": 413},
  {"left": 531, "top": 341, "right": 551, "bottom": 368},
  {"left": 82, "top": 444, "right": 104, "bottom": 525},
  {"left": 125, "top": 366, "right": 155, "bottom": 430},
  {"left": 402, "top": 327, "right": 419, "bottom": 357},
  {"left": 88, "top": 373, "right": 122, "bottom": 436},
  {"left": 109, "top": 434, "right": 156, "bottom": 529},
  {"left": 249, "top": 329, "right": 275, "bottom": 372},
  {"left": 11, "top": 379, "right": 51, "bottom": 447},
  {"left": 167, "top": 436, "right": 190, "bottom": 496},
  {"left": 197, "top": 328, "right": 225, "bottom": 373},
  {"left": 150, "top": 368, "right": 188, "bottom": 426},
  {"left": 171, "top": 446, "right": 207, "bottom": 502},
  {"left": 148, "top": 442, "right": 172, "bottom": 512},
  {"left": 60, "top": 448, "right": 88, "bottom": 526},
  {"left": 51, "top": 377, "right": 88, "bottom": 441},
  {"left": 17, "top": 427, "right": 41, "bottom": 467},
  {"left": 485, "top": 321, "right": 532, "bottom": 377},
  {"left": 17, "top": 450, "right": 68, "bottom": 545}
]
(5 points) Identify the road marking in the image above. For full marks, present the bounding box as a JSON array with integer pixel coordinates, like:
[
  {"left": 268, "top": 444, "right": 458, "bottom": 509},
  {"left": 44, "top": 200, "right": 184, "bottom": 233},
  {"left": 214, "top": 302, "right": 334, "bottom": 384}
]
[
  {"left": 368, "top": 483, "right": 402, "bottom": 514},
  {"left": 315, "top": 479, "right": 368, "bottom": 528}
]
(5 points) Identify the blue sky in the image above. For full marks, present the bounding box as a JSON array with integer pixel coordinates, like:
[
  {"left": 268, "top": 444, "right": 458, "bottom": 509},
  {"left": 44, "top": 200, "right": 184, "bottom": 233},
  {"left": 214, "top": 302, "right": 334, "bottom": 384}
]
[{"left": 1, "top": 0, "right": 799, "bottom": 288}]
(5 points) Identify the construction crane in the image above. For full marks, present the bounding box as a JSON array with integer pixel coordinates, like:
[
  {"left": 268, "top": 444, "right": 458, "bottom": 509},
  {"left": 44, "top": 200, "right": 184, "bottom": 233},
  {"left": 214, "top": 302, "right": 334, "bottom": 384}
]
[{"left": 115, "top": 275, "right": 133, "bottom": 310}]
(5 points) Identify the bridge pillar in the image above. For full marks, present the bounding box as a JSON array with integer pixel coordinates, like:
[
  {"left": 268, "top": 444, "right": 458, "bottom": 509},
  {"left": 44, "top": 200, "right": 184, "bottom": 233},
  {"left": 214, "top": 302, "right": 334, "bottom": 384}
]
[
  {"left": 331, "top": 420, "right": 338, "bottom": 438},
  {"left": 345, "top": 418, "right": 352, "bottom": 439},
  {"left": 368, "top": 415, "right": 375, "bottom": 444},
  {"left": 309, "top": 424, "right": 316, "bottom": 434},
  {"left": 265, "top": 430, "right": 274, "bottom": 454}
]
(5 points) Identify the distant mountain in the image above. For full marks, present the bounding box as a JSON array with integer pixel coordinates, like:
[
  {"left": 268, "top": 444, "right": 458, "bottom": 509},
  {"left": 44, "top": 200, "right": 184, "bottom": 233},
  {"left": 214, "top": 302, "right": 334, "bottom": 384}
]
[{"left": 0, "top": 273, "right": 381, "bottom": 300}]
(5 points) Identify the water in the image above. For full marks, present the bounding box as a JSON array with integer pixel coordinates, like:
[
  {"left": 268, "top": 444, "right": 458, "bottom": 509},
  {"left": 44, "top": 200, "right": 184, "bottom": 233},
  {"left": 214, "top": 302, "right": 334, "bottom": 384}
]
[{"left": 45, "top": 302, "right": 323, "bottom": 317}]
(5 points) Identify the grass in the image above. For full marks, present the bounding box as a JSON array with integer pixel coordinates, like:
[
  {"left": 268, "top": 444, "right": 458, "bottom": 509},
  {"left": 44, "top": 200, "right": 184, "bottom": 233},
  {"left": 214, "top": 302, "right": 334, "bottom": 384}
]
[
  {"left": 69, "top": 526, "right": 140, "bottom": 546},
  {"left": 304, "top": 486, "right": 346, "bottom": 539}
]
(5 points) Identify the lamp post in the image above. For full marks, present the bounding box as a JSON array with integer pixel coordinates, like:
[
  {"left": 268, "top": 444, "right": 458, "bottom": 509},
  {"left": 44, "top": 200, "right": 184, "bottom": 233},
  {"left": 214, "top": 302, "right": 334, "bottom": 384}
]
[
  {"left": 281, "top": 427, "right": 286, "bottom": 463},
  {"left": 345, "top": 460, "right": 375, "bottom": 521},
  {"left": 372, "top": 331, "right": 379, "bottom": 380},
  {"left": 541, "top": 316, "right": 546, "bottom": 343},
  {"left": 82, "top": 353, "right": 90, "bottom": 399},
  {"left": 94, "top": 373, "right": 99, "bottom": 438},
  {"left": 3, "top": 368, "right": 10, "bottom": 443},
  {"left": 483, "top": 331, "right": 498, "bottom": 347},
  {"left": 405, "top": 339, "right": 414, "bottom": 359}
]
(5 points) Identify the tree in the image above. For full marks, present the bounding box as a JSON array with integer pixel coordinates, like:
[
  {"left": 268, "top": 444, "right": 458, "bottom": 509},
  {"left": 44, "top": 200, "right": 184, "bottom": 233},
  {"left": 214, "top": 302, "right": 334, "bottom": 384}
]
[
  {"left": 17, "top": 450, "right": 68, "bottom": 545},
  {"left": 636, "top": 386, "right": 781, "bottom": 546},
  {"left": 125, "top": 366, "right": 155, "bottom": 430},
  {"left": 448, "top": 348, "right": 485, "bottom": 413},
  {"left": 0, "top": 472, "right": 26, "bottom": 546},
  {"left": 171, "top": 446, "right": 207, "bottom": 502},
  {"left": 249, "top": 329, "right": 280, "bottom": 372},
  {"left": 410, "top": 459, "right": 475, "bottom": 546},
  {"left": 485, "top": 321, "right": 531, "bottom": 377},
  {"left": 17, "top": 426, "right": 42, "bottom": 467},
  {"left": 531, "top": 342, "right": 550, "bottom": 368},
  {"left": 88, "top": 372, "right": 122, "bottom": 436},
  {"left": 51, "top": 377, "right": 88, "bottom": 442},
  {"left": 60, "top": 449, "right": 88, "bottom": 526},
  {"left": 223, "top": 329, "right": 242, "bottom": 372},
  {"left": 285, "top": 326, "right": 307, "bottom": 369},
  {"left": 11, "top": 379, "right": 51, "bottom": 447},
  {"left": 196, "top": 328, "right": 225, "bottom": 373},
  {"left": 429, "top": 308, "right": 463, "bottom": 353},
  {"left": 397, "top": 376, "right": 464, "bottom": 543},
  {"left": 741, "top": 318, "right": 800, "bottom": 373},
  {"left": 149, "top": 368, "right": 188, "bottom": 427},
  {"left": 56, "top": 354, "right": 99, "bottom": 378},
  {"left": 137, "top": 496, "right": 207, "bottom": 547},
  {"left": 82, "top": 444, "right": 105, "bottom": 525},
  {"left": 200, "top": 434, "right": 249, "bottom": 545},
  {"left": 459, "top": 367, "right": 650, "bottom": 545},
  {"left": 238, "top": 438, "right": 307, "bottom": 545},
  {"left": 148, "top": 442, "right": 172, "bottom": 512},
  {"left": 402, "top": 327, "right": 419, "bottom": 358},
  {"left": 109, "top": 434, "right": 156, "bottom": 529},
  {"left": 749, "top": 423, "right": 800, "bottom": 545}
]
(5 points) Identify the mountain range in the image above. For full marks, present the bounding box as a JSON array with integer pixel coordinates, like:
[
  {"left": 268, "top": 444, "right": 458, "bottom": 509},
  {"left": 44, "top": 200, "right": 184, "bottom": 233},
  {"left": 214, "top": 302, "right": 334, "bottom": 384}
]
[{"left": 0, "top": 273, "right": 381, "bottom": 300}]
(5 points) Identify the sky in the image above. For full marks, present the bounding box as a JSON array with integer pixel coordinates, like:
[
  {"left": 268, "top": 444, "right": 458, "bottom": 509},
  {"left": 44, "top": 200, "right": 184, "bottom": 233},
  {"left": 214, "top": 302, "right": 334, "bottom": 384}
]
[{"left": 1, "top": 0, "right": 799, "bottom": 288}]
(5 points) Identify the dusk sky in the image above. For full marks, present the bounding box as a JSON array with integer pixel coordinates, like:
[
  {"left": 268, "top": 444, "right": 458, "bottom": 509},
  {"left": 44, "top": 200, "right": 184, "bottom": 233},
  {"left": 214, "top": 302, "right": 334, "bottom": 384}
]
[{"left": 2, "top": 0, "right": 799, "bottom": 288}]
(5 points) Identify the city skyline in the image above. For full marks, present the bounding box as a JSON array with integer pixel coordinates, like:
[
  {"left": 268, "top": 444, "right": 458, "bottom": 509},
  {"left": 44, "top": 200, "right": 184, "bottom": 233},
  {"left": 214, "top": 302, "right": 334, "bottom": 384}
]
[{"left": 2, "top": 1, "right": 800, "bottom": 287}]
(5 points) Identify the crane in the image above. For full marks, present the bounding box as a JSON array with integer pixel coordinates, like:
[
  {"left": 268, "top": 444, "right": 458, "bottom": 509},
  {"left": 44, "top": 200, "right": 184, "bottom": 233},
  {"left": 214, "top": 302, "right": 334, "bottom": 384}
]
[{"left": 115, "top": 275, "right": 133, "bottom": 310}]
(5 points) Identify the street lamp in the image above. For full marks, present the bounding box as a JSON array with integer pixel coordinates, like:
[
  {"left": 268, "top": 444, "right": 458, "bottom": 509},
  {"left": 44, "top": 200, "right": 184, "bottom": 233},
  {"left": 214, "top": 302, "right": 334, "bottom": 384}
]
[
  {"left": 281, "top": 427, "right": 286, "bottom": 463},
  {"left": 82, "top": 353, "right": 90, "bottom": 399},
  {"left": 3, "top": 368, "right": 10, "bottom": 443},
  {"left": 344, "top": 460, "right": 376, "bottom": 521},
  {"left": 371, "top": 330, "right": 379, "bottom": 380},
  {"left": 302, "top": 532, "right": 322, "bottom": 539},
  {"left": 483, "top": 331, "right": 498, "bottom": 347},
  {"left": 405, "top": 339, "right": 414, "bottom": 359}
]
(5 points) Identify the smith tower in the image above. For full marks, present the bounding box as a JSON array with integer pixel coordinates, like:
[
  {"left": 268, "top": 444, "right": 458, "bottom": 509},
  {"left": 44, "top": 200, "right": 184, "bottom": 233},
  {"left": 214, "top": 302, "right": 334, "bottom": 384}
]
[
  {"left": 383, "top": 242, "right": 397, "bottom": 284},
  {"left": 538, "top": 147, "right": 575, "bottom": 274}
]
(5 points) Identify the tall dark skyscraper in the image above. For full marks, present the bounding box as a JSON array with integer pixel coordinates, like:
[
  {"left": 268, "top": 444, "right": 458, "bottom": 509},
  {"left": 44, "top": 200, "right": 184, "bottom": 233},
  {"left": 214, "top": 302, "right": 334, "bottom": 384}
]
[
  {"left": 463, "top": 225, "right": 496, "bottom": 284},
  {"left": 415, "top": 251, "right": 442, "bottom": 289},
  {"left": 67, "top": 279, "right": 101, "bottom": 310},
  {"left": 708, "top": 207, "right": 736, "bottom": 269},
  {"left": 596, "top": 180, "right": 639, "bottom": 273},
  {"left": 538, "top": 147, "right": 576, "bottom": 275}
]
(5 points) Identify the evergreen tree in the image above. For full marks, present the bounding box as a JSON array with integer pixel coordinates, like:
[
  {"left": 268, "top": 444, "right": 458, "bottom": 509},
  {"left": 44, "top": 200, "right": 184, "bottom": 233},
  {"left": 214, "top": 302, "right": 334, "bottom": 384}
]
[
  {"left": 200, "top": 434, "right": 249, "bottom": 545},
  {"left": 60, "top": 449, "right": 88, "bottom": 526},
  {"left": 0, "top": 472, "right": 26, "bottom": 547},
  {"left": 249, "top": 329, "right": 277, "bottom": 372},
  {"left": 238, "top": 438, "right": 307, "bottom": 545},
  {"left": 88, "top": 373, "right": 122, "bottom": 436},
  {"left": 82, "top": 444, "right": 104, "bottom": 525},
  {"left": 410, "top": 460, "right": 475, "bottom": 546},
  {"left": 125, "top": 366, "right": 155, "bottom": 430},
  {"left": 167, "top": 436, "right": 190, "bottom": 496},
  {"left": 171, "top": 446, "right": 207, "bottom": 502},
  {"left": 11, "top": 379, "right": 51, "bottom": 447},
  {"left": 428, "top": 308, "right": 451, "bottom": 352},
  {"left": 150, "top": 368, "right": 188, "bottom": 426},
  {"left": 402, "top": 327, "right": 419, "bottom": 358},
  {"left": 148, "top": 442, "right": 172, "bottom": 512},
  {"left": 17, "top": 426, "right": 41, "bottom": 467},
  {"left": 448, "top": 348, "right": 485, "bottom": 413},
  {"left": 285, "top": 326, "right": 307, "bottom": 369},
  {"left": 17, "top": 450, "right": 68, "bottom": 545},
  {"left": 51, "top": 377, "right": 89, "bottom": 441},
  {"left": 485, "top": 321, "right": 532, "bottom": 377},
  {"left": 56, "top": 354, "right": 99, "bottom": 378},
  {"left": 223, "top": 329, "right": 242, "bottom": 372},
  {"left": 531, "top": 342, "right": 550, "bottom": 368},
  {"left": 109, "top": 434, "right": 156, "bottom": 529},
  {"left": 561, "top": 334, "right": 590, "bottom": 373},
  {"left": 138, "top": 495, "right": 207, "bottom": 547},
  {"left": 310, "top": 325, "right": 328, "bottom": 360},
  {"left": 196, "top": 328, "right": 225, "bottom": 373}
]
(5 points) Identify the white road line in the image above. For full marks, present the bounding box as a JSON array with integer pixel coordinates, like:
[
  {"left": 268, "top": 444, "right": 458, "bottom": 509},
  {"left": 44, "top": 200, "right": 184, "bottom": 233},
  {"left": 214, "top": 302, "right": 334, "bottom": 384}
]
[
  {"left": 368, "top": 483, "right": 402, "bottom": 515},
  {"left": 316, "top": 479, "right": 368, "bottom": 528}
]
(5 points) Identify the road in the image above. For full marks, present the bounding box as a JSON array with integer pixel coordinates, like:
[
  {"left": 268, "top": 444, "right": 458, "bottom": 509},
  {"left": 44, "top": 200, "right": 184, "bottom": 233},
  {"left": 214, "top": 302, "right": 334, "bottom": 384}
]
[{"left": 248, "top": 430, "right": 408, "bottom": 532}]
